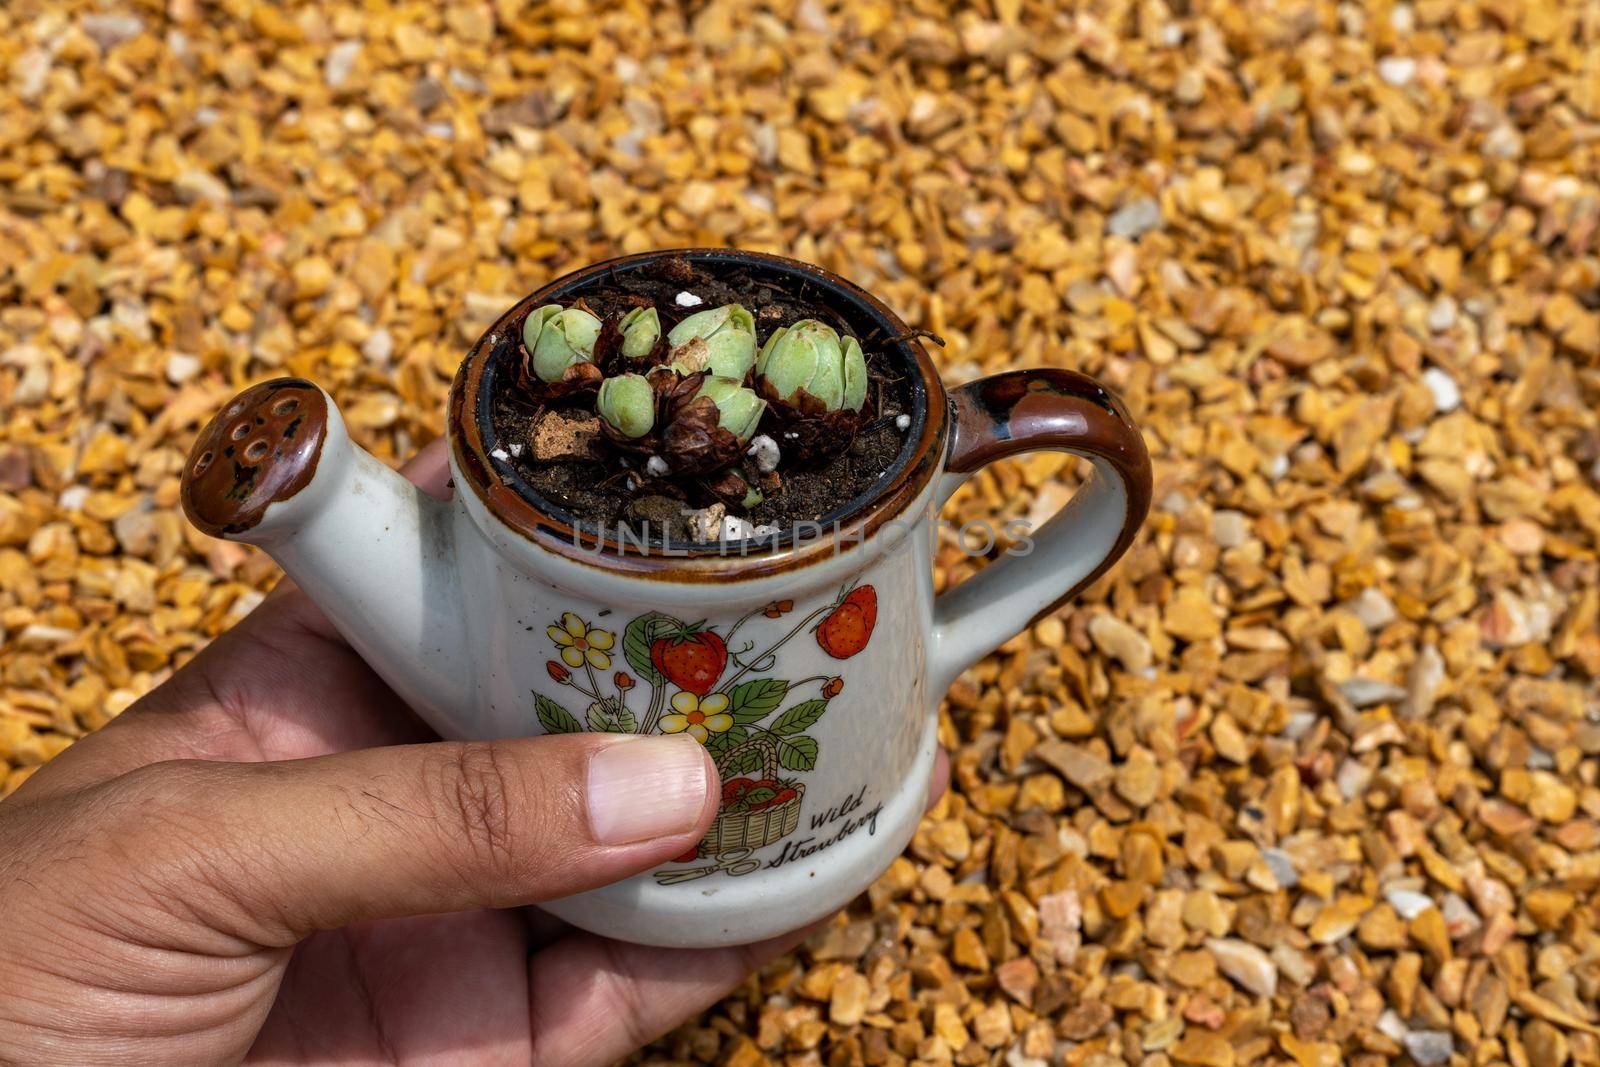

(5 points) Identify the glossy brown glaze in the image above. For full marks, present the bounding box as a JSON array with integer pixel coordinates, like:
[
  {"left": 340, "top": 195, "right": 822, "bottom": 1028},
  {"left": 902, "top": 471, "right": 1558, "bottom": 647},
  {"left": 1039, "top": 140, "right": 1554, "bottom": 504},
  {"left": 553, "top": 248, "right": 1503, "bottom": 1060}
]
[
  {"left": 449, "top": 249, "right": 948, "bottom": 580},
  {"left": 180, "top": 378, "right": 328, "bottom": 537},
  {"left": 946, "top": 368, "right": 1152, "bottom": 621}
]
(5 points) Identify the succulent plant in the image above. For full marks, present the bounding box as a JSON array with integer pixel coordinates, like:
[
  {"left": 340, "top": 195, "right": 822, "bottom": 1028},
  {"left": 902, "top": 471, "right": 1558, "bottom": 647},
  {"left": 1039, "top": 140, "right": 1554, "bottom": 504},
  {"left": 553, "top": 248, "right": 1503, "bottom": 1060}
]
[
  {"left": 618, "top": 306, "right": 661, "bottom": 360},
  {"left": 668, "top": 304, "right": 758, "bottom": 379},
  {"left": 695, "top": 376, "right": 766, "bottom": 442},
  {"left": 596, "top": 373, "right": 655, "bottom": 438},
  {"left": 524, "top": 303, "right": 602, "bottom": 383},
  {"left": 756, "top": 319, "right": 867, "bottom": 413}
]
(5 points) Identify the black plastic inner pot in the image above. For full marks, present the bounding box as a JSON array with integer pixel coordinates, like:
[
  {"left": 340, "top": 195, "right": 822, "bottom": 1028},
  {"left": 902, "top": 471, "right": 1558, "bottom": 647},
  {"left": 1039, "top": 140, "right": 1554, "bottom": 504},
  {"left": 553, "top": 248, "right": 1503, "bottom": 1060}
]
[{"left": 473, "top": 250, "right": 933, "bottom": 557}]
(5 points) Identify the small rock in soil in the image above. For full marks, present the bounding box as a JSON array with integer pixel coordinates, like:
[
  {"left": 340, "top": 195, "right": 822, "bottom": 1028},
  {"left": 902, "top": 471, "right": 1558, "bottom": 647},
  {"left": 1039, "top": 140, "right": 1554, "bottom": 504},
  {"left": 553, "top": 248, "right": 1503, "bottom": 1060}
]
[{"left": 529, "top": 412, "right": 601, "bottom": 463}]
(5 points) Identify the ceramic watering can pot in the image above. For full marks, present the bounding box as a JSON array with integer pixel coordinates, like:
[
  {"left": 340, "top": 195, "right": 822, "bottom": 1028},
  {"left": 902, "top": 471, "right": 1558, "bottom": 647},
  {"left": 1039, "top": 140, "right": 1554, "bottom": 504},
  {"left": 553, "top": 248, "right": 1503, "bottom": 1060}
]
[{"left": 178, "top": 249, "right": 1151, "bottom": 948}]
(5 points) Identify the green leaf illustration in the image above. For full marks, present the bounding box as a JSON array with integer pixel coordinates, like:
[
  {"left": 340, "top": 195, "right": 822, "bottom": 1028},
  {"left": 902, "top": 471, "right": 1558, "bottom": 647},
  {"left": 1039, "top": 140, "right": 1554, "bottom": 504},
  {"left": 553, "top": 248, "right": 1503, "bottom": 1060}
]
[
  {"left": 771, "top": 699, "right": 827, "bottom": 735},
  {"left": 535, "top": 694, "right": 582, "bottom": 734},
  {"left": 739, "top": 786, "right": 779, "bottom": 809},
  {"left": 586, "top": 698, "right": 636, "bottom": 734},
  {"left": 777, "top": 734, "right": 818, "bottom": 771},
  {"left": 706, "top": 725, "right": 749, "bottom": 755},
  {"left": 729, "top": 678, "right": 788, "bottom": 724},
  {"left": 723, "top": 745, "right": 764, "bottom": 776},
  {"left": 707, "top": 726, "right": 748, "bottom": 751},
  {"left": 623, "top": 612, "right": 679, "bottom": 686}
]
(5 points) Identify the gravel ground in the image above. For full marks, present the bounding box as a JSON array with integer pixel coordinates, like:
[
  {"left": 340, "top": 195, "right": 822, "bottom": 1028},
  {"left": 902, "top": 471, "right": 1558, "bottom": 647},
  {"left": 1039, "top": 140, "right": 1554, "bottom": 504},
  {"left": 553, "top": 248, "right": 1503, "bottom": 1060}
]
[{"left": 3, "top": 1, "right": 1600, "bottom": 1065}]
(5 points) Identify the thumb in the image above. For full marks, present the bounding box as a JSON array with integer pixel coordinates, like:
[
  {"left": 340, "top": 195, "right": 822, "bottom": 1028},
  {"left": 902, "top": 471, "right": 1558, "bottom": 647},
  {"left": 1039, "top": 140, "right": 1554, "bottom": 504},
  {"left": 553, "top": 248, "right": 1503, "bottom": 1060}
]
[{"left": 108, "top": 733, "right": 716, "bottom": 946}]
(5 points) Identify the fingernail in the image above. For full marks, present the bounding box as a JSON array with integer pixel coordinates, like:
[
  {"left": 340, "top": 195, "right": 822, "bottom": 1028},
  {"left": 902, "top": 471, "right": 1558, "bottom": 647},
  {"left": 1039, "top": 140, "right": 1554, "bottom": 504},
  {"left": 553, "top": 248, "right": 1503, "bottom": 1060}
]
[{"left": 587, "top": 736, "right": 710, "bottom": 845}]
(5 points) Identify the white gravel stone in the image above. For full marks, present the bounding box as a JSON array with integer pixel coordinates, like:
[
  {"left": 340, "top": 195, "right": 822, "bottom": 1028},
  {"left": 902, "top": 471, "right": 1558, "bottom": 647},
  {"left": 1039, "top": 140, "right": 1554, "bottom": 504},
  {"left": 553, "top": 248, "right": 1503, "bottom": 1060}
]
[
  {"left": 14, "top": 49, "right": 50, "bottom": 101},
  {"left": 1350, "top": 588, "right": 1398, "bottom": 630},
  {"left": 1426, "top": 296, "right": 1459, "bottom": 333},
  {"left": 1106, "top": 196, "right": 1163, "bottom": 239},
  {"left": 1481, "top": 124, "right": 1523, "bottom": 159},
  {"left": 1400, "top": 643, "right": 1445, "bottom": 719},
  {"left": 1440, "top": 893, "right": 1481, "bottom": 937},
  {"left": 1261, "top": 848, "right": 1298, "bottom": 888},
  {"left": 1270, "top": 943, "right": 1316, "bottom": 987},
  {"left": 1336, "top": 758, "right": 1373, "bottom": 800},
  {"left": 165, "top": 352, "right": 201, "bottom": 384},
  {"left": 1088, "top": 614, "right": 1153, "bottom": 672},
  {"left": 1404, "top": 1031, "right": 1454, "bottom": 1066},
  {"left": 1339, "top": 676, "right": 1408, "bottom": 708},
  {"left": 361, "top": 327, "right": 393, "bottom": 365},
  {"left": 674, "top": 291, "right": 703, "bottom": 307},
  {"left": 1378, "top": 55, "right": 1417, "bottom": 86},
  {"left": 1422, "top": 367, "right": 1461, "bottom": 412},
  {"left": 82, "top": 13, "right": 145, "bottom": 50},
  {"left": 746, "top": 434, "right": 780, "bottom": 474},
  {"left": 324, "top": 41, "right": 361, "bottom": 88},
  {"left": 1384, "top": 887, "right": 1434, "bottom": 920},
  {"left": 1282, "top": 710, "right": 1319, "bottom": 740},
  {"left": 1211, "top": 509, "right": 1249, "bottom": 548},
  {"left": 645, "top": 455, "right": 670, "bottom": 478},
  {"left": 895, "top": 413, "right": 911, "bottom": 430},
  {"left": 1377, "top": 1010, "right": 1409, "bottom": 1042},
  {"left": 1206, "top": 938, "right": 1277, "bottom": 998}
]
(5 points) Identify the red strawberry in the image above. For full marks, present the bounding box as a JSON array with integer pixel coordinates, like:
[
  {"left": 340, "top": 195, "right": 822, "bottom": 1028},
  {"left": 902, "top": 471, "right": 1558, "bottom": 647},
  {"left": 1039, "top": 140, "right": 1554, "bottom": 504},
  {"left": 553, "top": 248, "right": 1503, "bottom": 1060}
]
[
  {"left": 651, "top": 624, "right": 728, "bottom": 696},
  {"left": 722, "top": 777, "right": 758, "bottom": 804},
  {"left": 816, "top": 584, "right": 877, "bottom": 659}
]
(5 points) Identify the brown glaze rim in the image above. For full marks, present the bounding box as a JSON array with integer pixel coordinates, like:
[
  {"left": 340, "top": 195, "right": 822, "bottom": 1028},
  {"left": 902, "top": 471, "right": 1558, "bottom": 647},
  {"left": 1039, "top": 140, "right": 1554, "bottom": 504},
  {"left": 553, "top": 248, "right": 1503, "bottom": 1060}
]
[{"left": 448, "top": 249, "right": 948, "bottom": 579}]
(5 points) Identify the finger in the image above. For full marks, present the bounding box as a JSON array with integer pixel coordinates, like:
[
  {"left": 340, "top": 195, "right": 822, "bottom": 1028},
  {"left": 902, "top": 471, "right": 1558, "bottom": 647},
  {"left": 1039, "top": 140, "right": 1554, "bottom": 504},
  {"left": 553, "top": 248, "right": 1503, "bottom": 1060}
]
[
  {"left": 527, "top": 921, "right": 821, "bottom": 1067},
  {"left": 102, "top": 733, "right": 717, "bottom": 947},
  {"left": 399, "top": 434, "right": 453, "bottom": 498}
]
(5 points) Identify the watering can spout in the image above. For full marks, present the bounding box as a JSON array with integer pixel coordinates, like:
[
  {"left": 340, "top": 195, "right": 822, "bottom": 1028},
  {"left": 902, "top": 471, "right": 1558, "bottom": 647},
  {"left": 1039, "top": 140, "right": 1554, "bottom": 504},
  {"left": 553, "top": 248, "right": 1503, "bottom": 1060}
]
[{"left": 180, "top": 378, "right": 470, "bottom": 728}]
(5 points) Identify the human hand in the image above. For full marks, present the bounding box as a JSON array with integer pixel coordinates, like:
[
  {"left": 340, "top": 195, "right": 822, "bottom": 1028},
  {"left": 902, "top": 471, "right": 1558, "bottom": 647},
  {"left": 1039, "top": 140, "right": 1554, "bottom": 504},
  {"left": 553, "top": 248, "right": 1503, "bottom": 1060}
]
[{"left": 0, "top": 439, "right": 949, "bottom": 1066}]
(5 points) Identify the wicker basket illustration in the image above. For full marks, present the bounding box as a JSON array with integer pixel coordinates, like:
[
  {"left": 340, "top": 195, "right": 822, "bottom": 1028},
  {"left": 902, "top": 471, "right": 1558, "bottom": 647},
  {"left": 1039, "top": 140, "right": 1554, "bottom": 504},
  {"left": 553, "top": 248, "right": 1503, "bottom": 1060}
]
[{"left": 702, "top": 735, "right": 805, "bottom": 855}]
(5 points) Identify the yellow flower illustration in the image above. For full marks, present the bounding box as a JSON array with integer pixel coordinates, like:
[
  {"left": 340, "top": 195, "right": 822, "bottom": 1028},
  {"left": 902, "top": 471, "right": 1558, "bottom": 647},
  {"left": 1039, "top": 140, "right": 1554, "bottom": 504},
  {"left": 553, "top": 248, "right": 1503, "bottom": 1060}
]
[
  {"left": 659, "top": 691, "right": 733, "bottom": 744},
  {"left": 546, "top": 612, "right": 614, "bottom": 669}
]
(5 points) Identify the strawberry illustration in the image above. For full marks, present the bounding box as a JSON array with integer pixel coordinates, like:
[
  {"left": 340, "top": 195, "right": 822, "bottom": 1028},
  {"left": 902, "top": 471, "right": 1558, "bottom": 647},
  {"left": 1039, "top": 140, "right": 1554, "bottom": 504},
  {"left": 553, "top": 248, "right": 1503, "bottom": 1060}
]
[
  {"left": 816, "top": 584, "right": 877, "bottom": 659},
  {"left": 650, "top": 623, "right": 728, "bottom": 696}
]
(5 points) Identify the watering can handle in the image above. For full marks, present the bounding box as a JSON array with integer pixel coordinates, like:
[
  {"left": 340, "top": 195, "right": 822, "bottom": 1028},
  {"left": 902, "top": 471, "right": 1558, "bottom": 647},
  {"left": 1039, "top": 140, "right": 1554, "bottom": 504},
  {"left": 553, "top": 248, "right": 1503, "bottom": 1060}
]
[{"left": 928, "top": 368, "right": 1152, "bottom": 697}]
